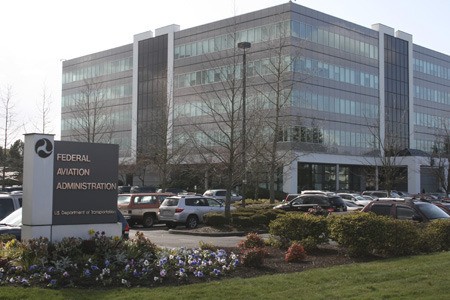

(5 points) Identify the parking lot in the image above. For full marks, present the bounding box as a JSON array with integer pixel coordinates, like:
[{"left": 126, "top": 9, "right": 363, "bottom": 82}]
[{"left": 130, "top": 225, "right": 263, "bottom": 248}]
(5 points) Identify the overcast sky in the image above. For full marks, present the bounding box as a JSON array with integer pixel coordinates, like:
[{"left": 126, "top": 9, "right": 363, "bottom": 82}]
[{"left": 1, "top": 0, "right": 449, "bottom": 143}]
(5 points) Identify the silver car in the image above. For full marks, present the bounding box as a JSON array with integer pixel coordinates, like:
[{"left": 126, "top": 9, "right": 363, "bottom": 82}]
[
  {"left": 203, "top": 189, "right": 243, "bottom": 203},
  {"left": 158, "top": 195, "right": 231, "bottom": 229}
]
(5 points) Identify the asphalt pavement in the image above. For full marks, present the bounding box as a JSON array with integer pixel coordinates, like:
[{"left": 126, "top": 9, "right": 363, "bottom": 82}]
[{"left": 130, "top": 225, "right": 268, "bottom": 248}]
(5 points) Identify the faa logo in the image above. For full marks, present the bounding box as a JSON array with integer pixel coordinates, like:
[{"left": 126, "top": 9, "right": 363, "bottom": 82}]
[{"left": 35, "top": 138, "right": 53, "bottom": 158}]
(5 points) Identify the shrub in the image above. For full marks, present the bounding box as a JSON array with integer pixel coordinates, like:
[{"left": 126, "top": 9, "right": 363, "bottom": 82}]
[
  {"left": 328, "top": 212, "right": 423, "bottom": 258},
  {"left": 377, "top": 219, "right": 421, "bottom": 257},
  {"left": 198, "top": 241, "right": 217, "bottom": 251},
  {"left": 203, "top": 212, "right": 229, "bottom": 227},
  {"left": 232, "top": 216, "right": 255, "bottom": 228},
  {"left": 249, "top": 214, "right": 270, "bottom": 228},
  {"left": 285, "top": 242, "right": 307, "bottom": 263},
  {"left": 240, "top": 247, "right": 267, "bottom": 267},
  {"left": 269, "top": 213, "right": 329, "bottom": 250},
  {"left": 237, "top": 232, "right": 265, "bottom": 249},
  {"left": 419, "top": 220, "right": 450, "bottom": 252},
  {"left": 0, "top": 234, "right": 16, "bottom": 243},
  {"left": 328, "top": 212, "right": 388, "bottom": 257}
]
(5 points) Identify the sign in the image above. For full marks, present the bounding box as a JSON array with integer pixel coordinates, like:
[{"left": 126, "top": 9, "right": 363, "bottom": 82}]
[{"left": 52, "top": 141, "right": 118, "bottom": 225}]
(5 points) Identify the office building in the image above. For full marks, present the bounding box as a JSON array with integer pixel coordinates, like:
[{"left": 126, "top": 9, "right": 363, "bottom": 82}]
[{"left": 61, "top": 2, "right": 450, "bottom": 194}]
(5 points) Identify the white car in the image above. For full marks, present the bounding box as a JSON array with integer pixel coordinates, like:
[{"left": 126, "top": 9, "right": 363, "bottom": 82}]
[
  {"left": 337, "top": 193, "right": 371, "bottom": 206},
  {"left": 203, "top": 189, "right": 243, "bottom": 203},
  {"left": 158, "top": 195, "right": 235, "bottom": 229}
]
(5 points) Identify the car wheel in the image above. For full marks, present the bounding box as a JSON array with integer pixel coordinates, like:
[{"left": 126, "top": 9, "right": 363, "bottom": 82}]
[
  {"left": 186, "top": 215, "right": 199, "bottom": 229},
  {"left": 166, "top": 222, "right": 177, "bottom": 229},
  {"left": 142, "top": 214, "right": 156, "bottom": 228}
]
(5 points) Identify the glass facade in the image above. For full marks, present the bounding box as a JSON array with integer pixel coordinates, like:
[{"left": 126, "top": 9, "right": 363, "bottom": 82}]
[
  {"left": 137, "top": 34, "right": 168, "bottom": 158},
  {"left": 384, "top": 34, "right": 409, "bottom": 151},
  {"left": 61, "top": 45, "right": 133, "bottom": 158}
]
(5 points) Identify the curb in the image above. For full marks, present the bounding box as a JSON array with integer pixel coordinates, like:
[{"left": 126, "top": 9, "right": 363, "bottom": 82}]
[
  {"left": 168, "top": 229, "right": 246, "bottom": 237},
  {"left": 168, "top": 229, "right": 268, "bottom": 237}
]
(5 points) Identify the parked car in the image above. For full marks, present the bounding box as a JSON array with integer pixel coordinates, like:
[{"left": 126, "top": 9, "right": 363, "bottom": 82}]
[
  {"left": 156, "top": 188, "right": 187, "bottom": 194},
  {"left": 158, "top": 195, "right": 234, "bottom": 229},
  {"left": 130, "top": 186, "right": 157, "bottom": 193},
  {"left": 361, "top": 190, "right": 401, "bottom": 199},
  {"left": 2, "top": 186, "right": 22, "bottom": 193},
  {"left": 118, "top": 185, "right": 132, "bottom": 194},
  {"left": 117, "top": 193, "right": 174, "bottom": 227},
  {"left": 344, "top": 200, "right": 364, "bottom": 211},
  {"left": 361, "top": 195, "right": 376, "bottom": 201},
  {"left": 273, "top": 194, "right": 347, "bottom": 213},
  {"left": 301, "top": 190, "right": 336, "bottom": 196},
  {"left": 0, "top": 207, "right": 22, "bottom": 239},
  {"left": 284, "top": 193, "right": 300, "bottom": 203},
  {"left": 0, "top": 193, "right": 22, "bottom": 220},
  {"left": 433, "top": 202, "right": 450, "bottom": 214},
  {"left": 362, "top": 199, "right": 450, "bottom": 222},
  {"left": 203, "top": 189, "right": 243, "bottom": 203},
  {"left": 337, "top": 193, "right": 371, "bottom": 206}
]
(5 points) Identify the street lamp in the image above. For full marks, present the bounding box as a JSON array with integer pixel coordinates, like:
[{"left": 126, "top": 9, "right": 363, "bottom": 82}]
[{"left": 238, "top": 41, "right": 251, "bottom": 203}]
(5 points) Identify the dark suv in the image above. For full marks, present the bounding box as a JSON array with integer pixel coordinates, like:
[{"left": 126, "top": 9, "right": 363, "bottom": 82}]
[
  {"left": 362, "top": 199, "right": 450, "bottom": 222},
  {"left": 273, "top": 194, "right": 347, "bottom": 212}
]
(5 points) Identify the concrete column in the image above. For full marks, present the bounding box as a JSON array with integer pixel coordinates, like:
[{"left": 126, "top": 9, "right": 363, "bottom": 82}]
[{"left": 283, "top": 160, "right": 298, "bottom": 193}]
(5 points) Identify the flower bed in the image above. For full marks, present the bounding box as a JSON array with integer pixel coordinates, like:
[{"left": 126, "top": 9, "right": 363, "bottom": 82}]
[{"left": 0, "top": 231, "right": 239, "bottom": 288}]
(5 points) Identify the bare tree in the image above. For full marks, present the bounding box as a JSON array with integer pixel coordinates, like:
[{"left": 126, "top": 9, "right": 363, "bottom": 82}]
[
  {"left": 364, "top": 115, "right": 409, "bottom": 194},
  {"left": 0, "top": 85, "right": 16, "bottom": 189},
  {"left": 33, "top": 84, "right": 53, "bottom": 133},
  {"left": 66, "top": 78, "right": 114, "bottom": 143},
  {"left": 249, "top": 20, "right": 304, "bottom": 203},
  {"left": 430, "top": 121, "right": 450, "bottom": 195},
  {"left": 178, "top": 31, "right": 245, "bottom": 218}
]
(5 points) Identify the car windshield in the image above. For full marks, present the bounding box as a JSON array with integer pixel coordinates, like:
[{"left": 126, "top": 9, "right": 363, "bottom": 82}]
[
  {"left": 329, "top": 196, "right": 345, "bottom": 205},
  {"left": 416, "top": 202, "right": 450, "bottom": 220},
  {"left": 345, "top": 201, "right": 359, "bottom": 207},
  {"left": 161, "top": 198, "right": 179, "bottom": 206},
  {"left": 354, "top": 195, "right": 366, "bottom": 201},
  {"left": 0, "top": 207, "right": 22, "bottom": 226},
  {"left": 117, "top": 195, "right": 131, "bottom": 204}
]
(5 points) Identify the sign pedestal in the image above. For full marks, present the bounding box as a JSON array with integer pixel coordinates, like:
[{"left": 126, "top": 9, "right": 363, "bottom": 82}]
[{"left": 22, "top": 133, "right": 120, "bottom": 242}]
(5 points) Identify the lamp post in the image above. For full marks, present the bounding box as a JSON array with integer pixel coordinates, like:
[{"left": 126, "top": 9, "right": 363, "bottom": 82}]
[{"left": 238, "top": 41, "right": 251, "bottom": 204}]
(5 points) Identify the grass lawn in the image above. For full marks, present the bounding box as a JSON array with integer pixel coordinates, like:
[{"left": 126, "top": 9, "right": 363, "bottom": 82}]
[{"left": 1, "top": 251, "right": 449, "bottom": 299}]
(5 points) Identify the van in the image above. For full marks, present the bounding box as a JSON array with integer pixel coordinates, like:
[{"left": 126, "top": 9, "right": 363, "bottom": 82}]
[{"left": 117, "top": 193, "right": 174, "bottom": 227}]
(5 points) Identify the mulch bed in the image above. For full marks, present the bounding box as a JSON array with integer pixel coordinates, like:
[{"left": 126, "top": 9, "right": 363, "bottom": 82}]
[{"left": 229, "top": 244, "right": 358, "bottom": 279}]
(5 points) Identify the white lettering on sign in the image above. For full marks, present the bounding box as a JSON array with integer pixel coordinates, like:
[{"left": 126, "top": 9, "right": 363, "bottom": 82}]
[
  {"left": 55, "top": 182, "right": 117, "bottom": 190},
  {"left": 56, "top": 154, "right": 91, "bottom": 162},
  {"left": 56, "top": 168, "right": 90, "bottom": 176}
]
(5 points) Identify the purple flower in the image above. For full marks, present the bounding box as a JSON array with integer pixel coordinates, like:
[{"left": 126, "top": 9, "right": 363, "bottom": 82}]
[
  {"left": 160, "top": 269, "right": 167, "bottom": 277},
  {"left": 83, "top": 269, "right": 91, "bottom": 277},
  {"left": 48, "top": 279, "right": 57, "bottom": 287},
  {"left": 29, "top": 265, "right": 38, "bottom": 272},
  {"left": 194, "top": 271, "right": 204, "bottom": 278},
  {"left": 133, "top": 269, "right": 140, "bottom": 277}
]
